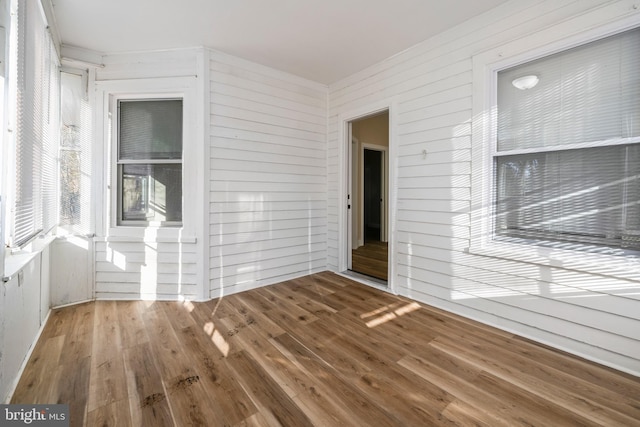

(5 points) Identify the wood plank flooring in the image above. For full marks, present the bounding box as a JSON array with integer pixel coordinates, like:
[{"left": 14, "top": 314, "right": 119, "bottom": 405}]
[
  {"left": 351, "top": 240, "right": 388, "bottom": 280},
  {"left": 11, "top": 271, "right": 640, "bottom": 426}
]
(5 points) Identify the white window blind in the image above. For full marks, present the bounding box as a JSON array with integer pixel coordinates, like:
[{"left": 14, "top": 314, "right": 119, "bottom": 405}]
[
  {"left": 10, "top": 0, "right": 59, "bottom": 247},
  {"left": 495, "top": 27, "right": 640, "bottom": 251}
]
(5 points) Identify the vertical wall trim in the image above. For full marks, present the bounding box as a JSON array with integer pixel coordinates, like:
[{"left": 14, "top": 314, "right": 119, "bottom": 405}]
[
  {"left": 337, "top": 114, "right": 348, "bottom": 273},
  {"left": 87, "top": 67, "right": 98, "bottom": 299},
  {"left": 325, "top": 90, "right": 330, "bottom": 270},
  {"left": 199, "top": 48, "right": 211, "bottom": 301},
  {"left": 387, "top": 100, "right": 398, "bottom": 294}
]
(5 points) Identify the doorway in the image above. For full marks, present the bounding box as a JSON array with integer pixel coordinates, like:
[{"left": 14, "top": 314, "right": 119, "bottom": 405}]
[
  {"left": 364, "top": 148, "right": 382, "bottom": 242},
  {"left": 347, "top": 111, "right": 389, "bottom": 282}
]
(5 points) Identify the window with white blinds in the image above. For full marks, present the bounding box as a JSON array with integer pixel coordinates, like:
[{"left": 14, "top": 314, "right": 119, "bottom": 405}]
[
  {"left": 9, "top": 0, "right": 59, "bottom": 247},
  {"left": 117, "top": 99, "right": 183, "bottom": 225},
  {"left": 495, "top": 27, "right": 640, "bottom": 251}
]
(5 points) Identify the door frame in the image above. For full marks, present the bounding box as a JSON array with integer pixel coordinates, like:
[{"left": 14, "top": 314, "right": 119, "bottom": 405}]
[{"left": 338, "top": 101, "right": 397, "bottom": 291}]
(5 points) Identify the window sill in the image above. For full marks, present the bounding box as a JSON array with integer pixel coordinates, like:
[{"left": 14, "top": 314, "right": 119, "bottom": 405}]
[
  {"left": 3, "top": 235, "right": 57, "bottom": 283},
  {"left": 96, "top": 234, "right": 197, "bottom": 244},
  {"left": 99, "top": 224, "right": 196, "bottom": 244},
  {"left": 468, "top": 239, "right": 640, "bottom": 282}
]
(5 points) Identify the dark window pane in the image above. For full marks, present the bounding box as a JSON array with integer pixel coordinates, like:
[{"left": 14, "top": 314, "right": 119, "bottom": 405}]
[
  {"left": 495, "top": 145, "right": 640, "bottom": 249},
  {"left": 121, "top": 164, "right": 182, "bottom": 223}
]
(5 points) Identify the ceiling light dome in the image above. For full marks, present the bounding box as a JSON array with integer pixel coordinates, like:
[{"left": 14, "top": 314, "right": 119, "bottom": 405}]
[{"left": 512, "top": 75, "right": 539, "bottom": 90}]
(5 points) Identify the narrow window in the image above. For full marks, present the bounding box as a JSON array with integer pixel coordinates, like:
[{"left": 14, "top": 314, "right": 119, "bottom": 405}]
[
  {"left": 117, "top": 99, "right": 183, "bottom": 225},
  {"left": 60, "top": 72, "right": 82, "bottom": 227}
]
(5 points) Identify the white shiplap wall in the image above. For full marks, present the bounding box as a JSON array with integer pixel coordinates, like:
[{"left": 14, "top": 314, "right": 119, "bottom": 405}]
[
  {"left": 93, "top": 49, "right": 204, "bottom": 301},
  {"left": 208, "top": 50, "right": 328, "bottom": 297},
  {"left": 328, "top": 0, "right": 640, "bottom": 376},
  {"left": 94, "top": 239, "right": 200, "bottom": 300}
]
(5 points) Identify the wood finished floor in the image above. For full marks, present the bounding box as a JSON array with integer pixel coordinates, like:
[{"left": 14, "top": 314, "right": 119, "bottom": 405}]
[
  {"left": 351, "top": 240, "right": 388, "bottom": 281},
  {"left": 11, "top": 271, "right": 640, "bottom": 426}
]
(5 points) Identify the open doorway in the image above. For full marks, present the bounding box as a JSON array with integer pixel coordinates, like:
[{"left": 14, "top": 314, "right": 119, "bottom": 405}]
[
  {"left": 347, "top": 111, "right": 389, "bottom": 282},
  {"left": 364, "top": 148, "right": 383, "bottom": 241}
]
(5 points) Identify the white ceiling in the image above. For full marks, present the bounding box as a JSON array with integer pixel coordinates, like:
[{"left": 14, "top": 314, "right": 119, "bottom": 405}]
[{"left": 50, "top": 0, "right": 509, "bottom": 85}]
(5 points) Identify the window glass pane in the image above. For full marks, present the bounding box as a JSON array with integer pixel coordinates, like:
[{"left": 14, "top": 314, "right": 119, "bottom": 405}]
[
  {"left": 60, "top": 150, "right": 80, "bottom": 226},
  {"left": 121, "top": 164, "right": 182, "bottom": 223},
  {"left": 497, "top": 28, "right": 640, "bottom": 152},
  {"left": 119, "top": 100, "right": 182, "bottom": 160},
  {"left": 495, "top": 145, "right": 640, "bottom": 249},
  {"left": 61, "top": 73, "right": 82, "bottom": 149},
  {"left": 60, "top": 73, "right": 83, "bottom": 226}
]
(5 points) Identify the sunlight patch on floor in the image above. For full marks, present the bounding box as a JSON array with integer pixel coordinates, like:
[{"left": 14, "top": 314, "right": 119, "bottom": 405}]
[
  {"left": 204, "top": 321, "right": 230, "bottom": 356},
  {"left": 362, "top": 301, "right": 421, "bottom": 328}
]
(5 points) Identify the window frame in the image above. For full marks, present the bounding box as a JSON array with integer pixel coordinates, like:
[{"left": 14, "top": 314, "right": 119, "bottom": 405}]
[
  {"left": 115, "top": 97, "right": 184, "bottom": 227},
  {"left": 59, "top": 67, "right": 92, "bottom": 235},
  {"left": 97, "top": 76, "right": 198, "bottom": 241},
  {"left": 470, "top": 14, "right": 640, "bottom": 279}
]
